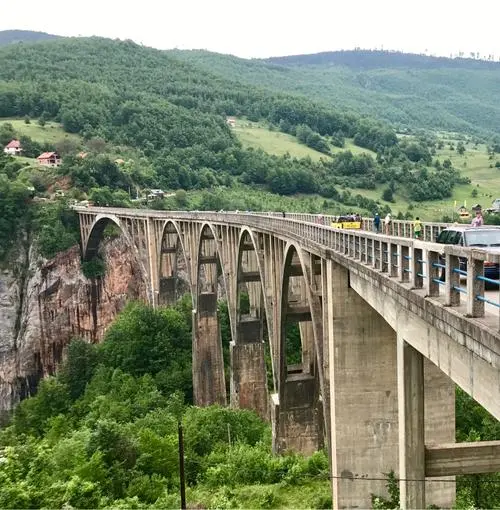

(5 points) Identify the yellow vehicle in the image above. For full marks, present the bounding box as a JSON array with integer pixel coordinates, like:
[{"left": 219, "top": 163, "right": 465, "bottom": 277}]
[
  {"left": 457, "top": 206, "right": 470, "bottom": 220},
  {"left": 330, "top": 216, "right": 362, "bottom": 229}
]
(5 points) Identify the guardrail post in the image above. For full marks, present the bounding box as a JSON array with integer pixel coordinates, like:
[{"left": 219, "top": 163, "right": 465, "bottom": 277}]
[
  {"left": 400, "top": 245, "right": 410, "bottom": 282},
  {"left": 427, "top": 250, "right": 440, "bottom": 297},
  {"left": 381, "top": 241, "right": 388, "bottom": 272},
  {"left": 466, "top": 256, "right": 485, "bottom": 317},
  {"left": 389, "top": 243, "right": 398, "bottom": 277},
  {"left": 411, "top": 247, "right": 423, "bottom": 289},
  {"left": 362, "top": 237, "right": 368, "bottom": 263},
  {"left": 445, "top": 254, "right": 460, "bottom": 306},
  {"left": 372, "top": 238, "right": 378, "bottom": 269}
]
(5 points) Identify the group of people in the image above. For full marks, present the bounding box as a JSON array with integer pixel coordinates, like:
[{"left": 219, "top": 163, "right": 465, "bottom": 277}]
[
  {"left": 373, "top": 212, "right": 423, "bottom": 238},
  {"left": 371, "top": 208, "right": 485, "bottom": 239}
]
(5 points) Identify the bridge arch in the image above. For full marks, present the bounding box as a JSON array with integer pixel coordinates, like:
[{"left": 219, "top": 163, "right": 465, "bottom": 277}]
[
  {"left": 158, "top": 220, "right": 192, "bottom": 306},
  {"left": 275, "top": 242, "right": 324, "bottom": 453},
  {"left": 192, "top": 222, "right": 232, "bottom": 407},
  {"left": 83, "top": 214, "right": 149, "bottom": 284},
  {"left": 230, "top": 228, "right": 272, "bottom": 419}
]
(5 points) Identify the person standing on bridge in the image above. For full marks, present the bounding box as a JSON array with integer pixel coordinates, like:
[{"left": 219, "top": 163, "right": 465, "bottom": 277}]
[
  {"left": 471, "top": 209, "right": 484, "bottom": 227},
  {"left": 384, "top": 213, "right": 392, "bottom": 235},
  {"left": 373, "top": 213, "right": 381, "bottom": 233},
  {"left": 414, "top": 217, "right": 422, "bottom": 239}
]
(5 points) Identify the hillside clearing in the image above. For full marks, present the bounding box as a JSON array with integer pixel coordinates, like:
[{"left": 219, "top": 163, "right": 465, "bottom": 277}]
[
  {"left": 233, "top": 120, "right": 374, "bottom": 160},
  {"left": 0, "top": 118, "right": 80, "bottom": 144}
]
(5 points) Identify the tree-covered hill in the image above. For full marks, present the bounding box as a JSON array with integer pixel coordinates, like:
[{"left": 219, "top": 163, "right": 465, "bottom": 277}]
[
  {"left": 0, "top": 38, "right": 401, "bottom": 204},
  {"left": 172, "top": 49, "right": 500, "bottom": 137},
  {"left": 0, "top": 30, "right": 60, "bottom": 46}
]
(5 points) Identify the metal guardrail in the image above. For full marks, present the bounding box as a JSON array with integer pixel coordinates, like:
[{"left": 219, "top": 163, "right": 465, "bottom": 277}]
[{"left": 75, "top": 207, "right": 500, "bottom": 332}]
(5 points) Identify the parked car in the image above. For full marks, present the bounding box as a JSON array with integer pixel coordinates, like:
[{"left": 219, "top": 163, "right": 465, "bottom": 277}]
[{"left": 436, "top": 226, "right": 500, "bottom": 286}]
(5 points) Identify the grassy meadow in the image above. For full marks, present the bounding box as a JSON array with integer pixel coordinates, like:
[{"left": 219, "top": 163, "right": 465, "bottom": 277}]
[
  {"left": 3, "top": 118, "right": 80, "bottom": 144},
  {"left": 356, "top": 141, "right": 500, "bottom": 221},
  {"left": 233, "top": 119, "right": 375, "bottom": 160}
]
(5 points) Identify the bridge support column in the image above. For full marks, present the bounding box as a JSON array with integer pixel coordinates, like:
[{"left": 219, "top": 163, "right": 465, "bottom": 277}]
[
  {"left": 327, "top": 260, "right": 399, "bottom": 509},
  {"left": 271, "top": 375, "right": 323, "bottom": 455},
  {"left": 159, "top": 276, "right": 178, "bottom": 306},
  {"left": 423, "top": 359, "right": 456, "bottom": 508},
  {"left": 230, "top": 316, "right": 268, "bottom": 420},
  {"left": 193, "top": 292, "right": 226, "bottom": 406},
  {"left": 397, "top": 337, "right": 425, "bottom": 509}
]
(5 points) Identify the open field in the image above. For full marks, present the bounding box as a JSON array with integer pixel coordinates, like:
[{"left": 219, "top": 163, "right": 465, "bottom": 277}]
[
  {"left": 0, "top": 118, "right": 80, "bottom": 144},
  {"left": 233, "top": 120, "right": 374, "bottom": 160},
  {"left": 344, "top": 141, "right": 500, "bottom": 221}
]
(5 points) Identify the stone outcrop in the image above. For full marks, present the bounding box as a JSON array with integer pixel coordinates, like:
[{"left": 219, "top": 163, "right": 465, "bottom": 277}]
[{"left": 0, "top": 236, "right": 148, "bottom": 417}]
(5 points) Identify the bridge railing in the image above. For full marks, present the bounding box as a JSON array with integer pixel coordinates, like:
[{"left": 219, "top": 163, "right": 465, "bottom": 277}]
[
  {"left": 249, "top": 211, "right": 450, "bottom": 242},
  {"left": 76, "top": 207, "right": 500, "bottom": 333},
  {"left": 226, "top": 212, "right": 500, "bottom": 332}
]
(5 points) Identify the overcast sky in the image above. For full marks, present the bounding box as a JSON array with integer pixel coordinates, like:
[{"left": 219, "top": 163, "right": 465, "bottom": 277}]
[{"left": 3, "top": 0, "right": 500, "bottom": 59}]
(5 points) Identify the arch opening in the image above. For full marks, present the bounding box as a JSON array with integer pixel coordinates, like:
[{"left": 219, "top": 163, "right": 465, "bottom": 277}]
[
  {"left": 280, "top": 246, "right": 318, "bottom": 380},
  {"left": 158, "top": 221, "right": 191, "bottom": 306},
  {"left": 192, "top": 223, "right": 227, "bottom": 407},
  {"left": 232, "top": 230, "right": 270, "bottom": 419}
]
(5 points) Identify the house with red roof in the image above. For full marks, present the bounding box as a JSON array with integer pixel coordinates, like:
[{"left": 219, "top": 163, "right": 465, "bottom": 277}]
[
  {"left": 37, "top": 151, "right": 62, "bottom": 167},
  {"left": 4, "top": 139, "right": 22, "bottom": 155}
]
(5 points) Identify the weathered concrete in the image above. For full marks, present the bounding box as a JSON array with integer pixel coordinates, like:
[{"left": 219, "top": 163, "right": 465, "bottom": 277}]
[
  {"left": 423, "top": 359, "right": 456, "bottom": 507},
  {"left": 272, "top": 375, "right": 323, "bottom": 454},
  {"left": 398, "top": 337, "right": 425, "bottom": 509},
  {"left": 328, "top": 260, "right": 399, "bottom": 509},
  {"left": 426, "top": 440, "right": 500, "bottom": 476},
  {"left": 193, "top": 292, "right": 226, "bottom": 406}
]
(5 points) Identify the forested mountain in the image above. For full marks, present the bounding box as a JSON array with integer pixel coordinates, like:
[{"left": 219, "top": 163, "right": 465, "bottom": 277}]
[
  {"left": 173, "top": 49, "right": 500, "bottom": 136},
  {"left": 0, "top": 38, "right": 401, "bottom": 202},
  {"left": 0, "top": 30, "right": 60, "bottom": 46},
  {"left": 0, "top": 36, "right": 482, "bottom": 257}
]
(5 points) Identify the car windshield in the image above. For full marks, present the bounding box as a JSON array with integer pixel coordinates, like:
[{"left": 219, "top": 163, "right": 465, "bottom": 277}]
[{"left": 465, "top": 230, "right": 500, "bottom": 247}]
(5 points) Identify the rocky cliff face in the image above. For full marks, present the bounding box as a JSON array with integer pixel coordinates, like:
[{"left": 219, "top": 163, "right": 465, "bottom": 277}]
[{"left": 0, "top": 236, "right": 148, "bottom": 417}]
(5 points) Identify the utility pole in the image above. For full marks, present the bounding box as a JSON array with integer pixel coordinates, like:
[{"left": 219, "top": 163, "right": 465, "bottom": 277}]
[{"left": 178, "top": 420, "right": 186, "bottom": 510}]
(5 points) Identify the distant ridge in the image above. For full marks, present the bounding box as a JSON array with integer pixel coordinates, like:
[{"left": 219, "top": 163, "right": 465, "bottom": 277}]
[
  {"left": 264, "top": 49, "right": 500, "bottom": 71},
  {"left": 0, "top": 30, "right": 60, "bottom": 46}
]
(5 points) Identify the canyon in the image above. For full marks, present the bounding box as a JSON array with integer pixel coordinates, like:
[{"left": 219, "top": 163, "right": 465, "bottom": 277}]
[{"left": 0, "top": 236, "right": 148, "bottom": 419}]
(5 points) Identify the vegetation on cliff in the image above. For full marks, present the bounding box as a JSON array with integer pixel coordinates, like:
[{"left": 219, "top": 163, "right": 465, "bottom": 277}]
[{"left": 0, "top": 301, "right": 331, "bottom": 509}]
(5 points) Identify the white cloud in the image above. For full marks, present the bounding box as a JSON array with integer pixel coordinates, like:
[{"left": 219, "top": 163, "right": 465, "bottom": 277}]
[{"left": 2, "top": 0, "right": 500, "bottom": 59}]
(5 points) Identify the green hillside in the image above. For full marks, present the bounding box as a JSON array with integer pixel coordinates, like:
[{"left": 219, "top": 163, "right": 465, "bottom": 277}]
[
  {"left": 172, "top": 49, "right": 500, "bottom": 137},
  {"left": 232, "top": 119, "right": 374, "bottom": 160},
  {"left": 3, "top": 118, "right": 80, "bottom": 144},
  {"left": 0, "top": 30, "right": 59, "bottom": 46}
]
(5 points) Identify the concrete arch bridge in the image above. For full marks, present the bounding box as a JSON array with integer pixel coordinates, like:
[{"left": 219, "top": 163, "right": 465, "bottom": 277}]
[{"left": 76, "top": 207, "right": 500, "bottom": 509}]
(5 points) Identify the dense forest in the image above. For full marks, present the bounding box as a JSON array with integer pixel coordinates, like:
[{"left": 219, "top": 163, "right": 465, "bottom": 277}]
[
  {"left": 174, "top": 49, "right": 500, "bottom": 136},
  {"left": 0, "top": 37, "right": 474, "bottom": 236},
  {"left": 0, "top": 298, "right": 498, "bottom": 508}
]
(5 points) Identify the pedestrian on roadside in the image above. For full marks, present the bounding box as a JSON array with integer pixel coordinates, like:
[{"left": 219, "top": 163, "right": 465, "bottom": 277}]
[
  {"left": 414, "top": 217, "right": 422, "bottom": 239},
  {"left": 384, "top": 213, "right": 392, "bottom": 235},
  {"left": 373, "top": 213, "right": 381, "bottom": 233}
]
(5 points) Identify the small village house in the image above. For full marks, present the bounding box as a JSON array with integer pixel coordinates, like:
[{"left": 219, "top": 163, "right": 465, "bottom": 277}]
[
  {"left": 226, "top": 116, "right": 236, "bottom": 128},
  {"left": 3, "top": 139, "right": 22, "bottom": 155},
  {"left": 37, "top": 151, "right": 62, "bottom": 167}
]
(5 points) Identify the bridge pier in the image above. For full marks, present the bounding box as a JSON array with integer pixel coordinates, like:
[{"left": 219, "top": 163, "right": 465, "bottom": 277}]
[
  {"left": 423, "top": 359, "right": 456, "bottom": 508},
  {"left": 271, "top": 375, "right": 323, "bottom": 455},
  {"left": 327, "top": 260, "right": 399, "bottom": 509},
  {"left": 193, "top": 291, "right": 226, "bottom": 406},
  {"left": 159, "top": 276, "right": 178, "bottom": 306},
  {"left": 230, "top": 316, "right": 269, "bottom": 420}
]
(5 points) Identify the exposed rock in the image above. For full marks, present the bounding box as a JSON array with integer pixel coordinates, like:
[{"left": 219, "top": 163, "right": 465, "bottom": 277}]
[{"left": 0, "top": 236, "right": 148, "bottom": 418}]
